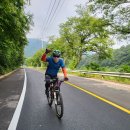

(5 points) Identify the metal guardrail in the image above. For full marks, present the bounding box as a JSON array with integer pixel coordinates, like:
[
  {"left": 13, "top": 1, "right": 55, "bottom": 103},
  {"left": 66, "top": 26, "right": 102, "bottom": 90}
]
[{"left": 70, "top": 70, "right": 130, "bottom": 78}]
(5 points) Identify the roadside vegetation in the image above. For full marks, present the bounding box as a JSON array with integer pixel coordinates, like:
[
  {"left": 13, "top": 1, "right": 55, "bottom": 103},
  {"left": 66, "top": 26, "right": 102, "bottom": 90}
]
[{"left": 0, "top": 0, "right": 32, "bottom": 75}]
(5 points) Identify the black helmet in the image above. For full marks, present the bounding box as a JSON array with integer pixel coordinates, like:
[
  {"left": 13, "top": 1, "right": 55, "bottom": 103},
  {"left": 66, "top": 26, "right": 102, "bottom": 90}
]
[{"left": 52, "top": 50, "right": 61, "bottom": 57}]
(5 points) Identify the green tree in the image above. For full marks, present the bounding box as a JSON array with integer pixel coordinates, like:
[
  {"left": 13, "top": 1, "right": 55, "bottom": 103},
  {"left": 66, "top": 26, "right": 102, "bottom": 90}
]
[
  {"left": 46, "top": 6, "right": 113, "bottom": 69},
  {"left": 119, "top": 65, "right": 130, "bottom": 73},
  {"left": 25, "top": 57, "right": 33, "bottom": 66},
  {"left": 0, "top": 0, "right": 32, "bottom": 74},
  {"left": 88, "top": 0, "right": 130, "bottom": 39},
  {"left": 25, "top": 49, "right": 46, "bottom": 67},
  {"left": 58, "top": 6, "right": 113, "bottom": 68},
  {"left": 100, "top": 44, "right": 130, "bottom": 67}
]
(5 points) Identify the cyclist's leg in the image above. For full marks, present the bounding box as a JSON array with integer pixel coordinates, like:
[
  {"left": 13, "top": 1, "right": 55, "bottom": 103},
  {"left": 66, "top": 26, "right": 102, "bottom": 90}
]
[
  {"left": 45, "top": 75, "right": 51, "bottom": 96},
  {"left": 45, "top": 82, "right": 49, "bottom": 94},
  {"left": 53, "top": 76, "right": 59, "bottom": 90}
]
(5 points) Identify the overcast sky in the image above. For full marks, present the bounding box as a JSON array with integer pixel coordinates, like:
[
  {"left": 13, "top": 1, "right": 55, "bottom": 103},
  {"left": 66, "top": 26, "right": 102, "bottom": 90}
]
[{"left": 25, "top": 0, "right": 87, "bottom": 40}]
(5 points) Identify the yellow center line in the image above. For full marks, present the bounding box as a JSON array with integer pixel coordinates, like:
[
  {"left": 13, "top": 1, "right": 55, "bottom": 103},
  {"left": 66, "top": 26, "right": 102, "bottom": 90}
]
[{"left": 65, "top": 81, "right": 130, "bottom": 114}]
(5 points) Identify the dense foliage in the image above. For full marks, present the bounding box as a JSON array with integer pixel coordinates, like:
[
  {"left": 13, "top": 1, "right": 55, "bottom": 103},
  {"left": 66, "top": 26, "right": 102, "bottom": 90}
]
[
  {"left": 88, "top": 0, "right": 130, "bottom": 39},
  {"left": 79, "top": 44, "right": 130, "bottom": 72},
  {"left": 47, "top": 6, "right": 113, "bottom": 69},
  {"left": 0, "top": 0, "right": 31, "bottom": 74}
]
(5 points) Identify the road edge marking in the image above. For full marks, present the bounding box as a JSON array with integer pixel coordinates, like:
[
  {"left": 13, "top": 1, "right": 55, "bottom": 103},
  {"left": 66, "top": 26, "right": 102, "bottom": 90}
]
[
  {"left": 8, "top": 68, "right": 27, "bottom": 130},
  {"left": 65, "top": 81, "right": 130, "bottom": 114}
]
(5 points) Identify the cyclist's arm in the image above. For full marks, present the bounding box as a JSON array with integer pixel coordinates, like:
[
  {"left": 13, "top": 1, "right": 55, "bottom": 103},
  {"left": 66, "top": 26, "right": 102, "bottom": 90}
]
[
  {"left": 62, "top": 67, "right": 67, "bottom": 78},
  {"left": 60, "top": 59, "right": 67, "bottom": 78},
  {"left": 41, "top": 53, "right": 47, "bottom": 62}
]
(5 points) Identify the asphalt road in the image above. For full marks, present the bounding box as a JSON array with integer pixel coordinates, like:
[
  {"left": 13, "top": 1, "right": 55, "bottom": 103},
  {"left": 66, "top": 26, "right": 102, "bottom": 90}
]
[
  {"left": 67, "top": 75, "right": 130, "bottom": 110},
  {"left": 0, "top": 69, "right": 24, "bottom": 130},
  {"left": 16, "top": 68, "right": 130, "bottom": 130}
]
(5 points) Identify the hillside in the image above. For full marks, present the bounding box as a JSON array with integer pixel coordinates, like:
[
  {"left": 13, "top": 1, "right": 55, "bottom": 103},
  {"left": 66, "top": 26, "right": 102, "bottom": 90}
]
[
  {"left": 78, "top": 44, "right": 130, "bottom": 70},
  {"left": 24, "top": 38, "right": 47, "bottom": 57}
]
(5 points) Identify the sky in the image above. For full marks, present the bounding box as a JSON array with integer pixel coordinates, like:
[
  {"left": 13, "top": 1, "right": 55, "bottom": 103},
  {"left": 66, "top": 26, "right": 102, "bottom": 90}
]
[
  {"left": 25, "top": 0, "right": 87, "bottom": 41},
  {"left": 24, "top": 0, "right": 129, "bottom": 48}
]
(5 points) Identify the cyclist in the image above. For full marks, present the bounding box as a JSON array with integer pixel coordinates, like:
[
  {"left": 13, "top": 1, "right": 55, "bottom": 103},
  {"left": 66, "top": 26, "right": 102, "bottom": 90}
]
[{"left": 41, "top": 49, "right": 68, "bottom": 96}]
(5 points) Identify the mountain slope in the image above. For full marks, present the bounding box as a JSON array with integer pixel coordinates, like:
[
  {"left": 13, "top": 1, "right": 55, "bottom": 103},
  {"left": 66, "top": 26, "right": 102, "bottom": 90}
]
[{"left": 24, "top": 38, "right": 47, "bottom": 57}]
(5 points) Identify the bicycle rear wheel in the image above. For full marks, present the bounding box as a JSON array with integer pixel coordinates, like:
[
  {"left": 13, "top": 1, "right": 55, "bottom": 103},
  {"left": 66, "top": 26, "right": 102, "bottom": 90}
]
[
  {"left": 47, "top": 89, "right": 53, "bottom": 107},
  {"left": 55, "top": 92, "right": 64, "bottom": 119}
]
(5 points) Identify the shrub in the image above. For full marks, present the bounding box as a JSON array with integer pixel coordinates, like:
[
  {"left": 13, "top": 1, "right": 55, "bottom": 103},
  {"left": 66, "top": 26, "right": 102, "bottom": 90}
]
[
  {"left": 119, "top": 65, "right": 130, "bottom": 73},
  {"left": 86, "top": 62, "right": 101, "bottom": 71}
]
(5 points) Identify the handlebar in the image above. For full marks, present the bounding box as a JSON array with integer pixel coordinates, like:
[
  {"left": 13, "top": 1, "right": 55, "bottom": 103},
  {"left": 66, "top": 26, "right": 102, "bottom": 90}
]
[
  {"left": 44, "top": 78, "right": 65, "bottom": 83},
  {"left": 44, "top": 76, "right": 69, "bottom": 84}
]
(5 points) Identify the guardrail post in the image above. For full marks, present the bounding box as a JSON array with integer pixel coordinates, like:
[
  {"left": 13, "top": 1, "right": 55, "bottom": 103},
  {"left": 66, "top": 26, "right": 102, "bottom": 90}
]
[{"left": 101, "top": 75, "right": 104, "bottom": 79}]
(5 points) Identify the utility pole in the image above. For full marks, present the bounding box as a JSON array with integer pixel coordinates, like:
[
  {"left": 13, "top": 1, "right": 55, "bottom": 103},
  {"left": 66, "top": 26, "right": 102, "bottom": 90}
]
[
  {"left": 42, "top": 40, "right": 43, "bottom": 49},
  {"left": 27, "top": 0, "right": 30, "bottom": 5},
  {"left": 40, "top": 38, "right": 44, "bottom": 49}
]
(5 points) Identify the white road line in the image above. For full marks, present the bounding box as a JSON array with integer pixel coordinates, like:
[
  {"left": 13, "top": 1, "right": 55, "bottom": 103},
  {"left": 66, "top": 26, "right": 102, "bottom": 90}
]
[{"left": 8, "top": 68, "right": 27, "bottom": 130}]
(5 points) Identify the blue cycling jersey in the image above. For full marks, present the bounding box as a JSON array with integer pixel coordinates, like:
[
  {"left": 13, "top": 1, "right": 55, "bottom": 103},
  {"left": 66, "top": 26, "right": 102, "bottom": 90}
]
[{"left": 45, "top": 57, "right": 65, "bottom": 77}]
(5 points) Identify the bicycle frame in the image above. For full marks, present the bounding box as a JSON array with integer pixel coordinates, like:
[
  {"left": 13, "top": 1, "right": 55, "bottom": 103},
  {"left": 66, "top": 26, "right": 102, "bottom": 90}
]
[
  {"left": 45, "top": 78, "right": 64, "bottom": 118},
  {"left": 49, "top": 80, "right": 61, "bottom": 102}
]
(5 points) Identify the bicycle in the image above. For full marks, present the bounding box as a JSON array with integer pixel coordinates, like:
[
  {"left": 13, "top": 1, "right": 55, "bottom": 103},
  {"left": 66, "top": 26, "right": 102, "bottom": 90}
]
[{"left": 45, "top": 78, "right": 64, "bottom": 119}]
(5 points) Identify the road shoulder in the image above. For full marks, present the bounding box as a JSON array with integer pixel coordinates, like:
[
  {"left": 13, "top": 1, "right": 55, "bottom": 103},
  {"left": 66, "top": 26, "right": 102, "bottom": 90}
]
[{"left": 0, "top": 68, "right": 24, "bottom": 130}]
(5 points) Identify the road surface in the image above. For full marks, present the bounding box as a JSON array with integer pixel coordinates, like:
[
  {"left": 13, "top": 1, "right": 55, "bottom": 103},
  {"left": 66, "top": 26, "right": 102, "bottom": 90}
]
[{"left": 16, "top": 68, "right": 130, "bottom": 130}]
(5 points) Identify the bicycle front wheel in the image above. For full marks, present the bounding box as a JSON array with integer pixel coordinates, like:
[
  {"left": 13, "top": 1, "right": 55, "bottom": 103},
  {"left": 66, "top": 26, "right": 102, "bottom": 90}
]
[
  {"left": 47, "top": 90, "right": 53, "bottom": 107},
  {"left": 55, "top": 92, "right": 64, "bottom": 119}
]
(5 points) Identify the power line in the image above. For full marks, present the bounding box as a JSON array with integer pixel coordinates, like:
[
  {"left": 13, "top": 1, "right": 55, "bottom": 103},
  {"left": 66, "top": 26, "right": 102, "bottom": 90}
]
[
  {"left": 43, "top": 0, "right": 63, "bottom": 33},
  {"left": 41, "top": 0, "right": 66, "bottom": 39},
  {"left": 46, "top": 0, "right": 66, "bottom": 38},
  {"left": 50, "top": 0, "right": 66, "bottom": 25},
  {"left": 42, "top": 0, "right": 57, "bottom": 38},
  {"left": 40, "top": 0, "right": 53, "bottom": 38}
]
